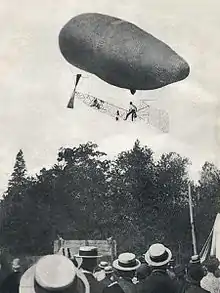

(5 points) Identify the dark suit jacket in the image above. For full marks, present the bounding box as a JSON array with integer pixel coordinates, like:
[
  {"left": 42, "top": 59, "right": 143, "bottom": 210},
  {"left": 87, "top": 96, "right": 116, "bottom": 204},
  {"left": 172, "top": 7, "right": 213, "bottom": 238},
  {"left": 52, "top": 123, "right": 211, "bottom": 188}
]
[
  {"left": 103, "top": 281, "right": 125, "bottom": 293},
  {"left": 82, "top": 270, "right": 104, "bottom": 293},
  {"left": 0, "top": 272, "right": 21, "bottom": 293},
  {"left": 118, "top": 277, "right": 137, "bottom": 293},
  {"left": 141, "top": 269, "right": 179, "bottom": 293},
  {"left": 183, "top": 280, "right": 211, "bottom": 293}
]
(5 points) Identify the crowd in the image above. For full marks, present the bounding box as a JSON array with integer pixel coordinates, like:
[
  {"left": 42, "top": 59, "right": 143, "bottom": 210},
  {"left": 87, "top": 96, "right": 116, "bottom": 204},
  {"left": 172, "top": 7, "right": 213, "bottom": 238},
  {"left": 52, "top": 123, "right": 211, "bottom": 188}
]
[{"left": 0, "top": 242, "right": 220, "bottom": 293}]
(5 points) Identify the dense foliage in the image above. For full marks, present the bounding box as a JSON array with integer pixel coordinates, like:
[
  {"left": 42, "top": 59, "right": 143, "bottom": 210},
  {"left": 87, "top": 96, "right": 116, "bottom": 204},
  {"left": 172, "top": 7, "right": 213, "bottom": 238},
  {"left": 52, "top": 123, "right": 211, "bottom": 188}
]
[{"left": 0, "top": 141, "right": 219, "bottom": 261}]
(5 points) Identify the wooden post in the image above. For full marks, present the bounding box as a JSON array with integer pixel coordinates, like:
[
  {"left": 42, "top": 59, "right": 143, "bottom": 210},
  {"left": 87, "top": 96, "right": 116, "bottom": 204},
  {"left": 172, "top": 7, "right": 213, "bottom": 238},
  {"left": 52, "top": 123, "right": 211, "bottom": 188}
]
[{"left": 188, "top": 183, "right": 198, "bottom": 255}]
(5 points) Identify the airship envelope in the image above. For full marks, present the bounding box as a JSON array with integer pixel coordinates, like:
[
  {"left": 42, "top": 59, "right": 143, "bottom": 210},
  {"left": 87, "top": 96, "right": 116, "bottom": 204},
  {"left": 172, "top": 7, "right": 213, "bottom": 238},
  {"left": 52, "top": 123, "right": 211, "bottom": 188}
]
[{"left": 59, "top": 13, "right": 190, "bottom": 91}]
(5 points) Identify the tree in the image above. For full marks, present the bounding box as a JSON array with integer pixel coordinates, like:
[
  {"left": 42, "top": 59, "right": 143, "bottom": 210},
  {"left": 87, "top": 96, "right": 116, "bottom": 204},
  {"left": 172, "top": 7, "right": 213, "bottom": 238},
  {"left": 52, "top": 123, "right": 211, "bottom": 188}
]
[
  {"left": 56, "top": 142, "right": 111, "bottom": 240},
  {"left": 8, "top": 150, "right": 27, "bottom": 189},
  {"left": 108, "top": 140, "right": 158, "bottom": 254},
  {"left": 1, "top": 142, "right": 219, "bottom": 260},
  {"left": 194, "top": 162, "right": 220, "bottom": 252},
  {"left": 0, "top": 150, "right": 30, "bottom": 254},
  {"left": 155, "top": 152, "right": 192, "bottom": 258}
]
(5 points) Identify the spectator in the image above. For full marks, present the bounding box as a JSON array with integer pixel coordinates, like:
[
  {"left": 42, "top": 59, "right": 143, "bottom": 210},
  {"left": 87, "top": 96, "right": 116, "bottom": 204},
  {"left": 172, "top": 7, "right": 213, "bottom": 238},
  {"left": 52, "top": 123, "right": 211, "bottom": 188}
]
[
  {"left": 0, "top": 258, "right": 22, "bottom": 293},
  {"left": 75, "top": 246, "right": 104, "bottom": 293},
  {"left": 113, "top": 252, "right": 141, "bottom": 293},
  {"left": 201, "top": 256, "right": 220, "bottom": 293},
  {"left": 19, "top": 254, "right": 89, "bottom": 293},
  {"left": 142, "top": 243, "right": 178, "bottom": 293},
  {"left": 184, "top": 255, "right": 210, "bottom": 293}
]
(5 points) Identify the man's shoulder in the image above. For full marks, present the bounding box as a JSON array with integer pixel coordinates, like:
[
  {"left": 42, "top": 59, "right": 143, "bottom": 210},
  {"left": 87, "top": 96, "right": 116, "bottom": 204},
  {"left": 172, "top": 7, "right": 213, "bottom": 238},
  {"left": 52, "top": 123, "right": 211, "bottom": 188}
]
[{"left": 200, "top": 287, "right": 211, "bottom": 293}]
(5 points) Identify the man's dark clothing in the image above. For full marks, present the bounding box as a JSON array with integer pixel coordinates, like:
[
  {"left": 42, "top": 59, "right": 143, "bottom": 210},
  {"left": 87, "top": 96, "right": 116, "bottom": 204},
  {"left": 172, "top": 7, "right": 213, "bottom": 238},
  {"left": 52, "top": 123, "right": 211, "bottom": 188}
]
[
  {"left": 103, "top": 280, "right": 125, "bottom": 293},
  {"left": 0, "top": 272, "right": 21, "bottom": 293},
  {"left": 118, "top": 277, "right": 137, "bottom": 293},
  {"left": 82, "top": 270, "right": 104, "bottom": 293},
  {"left": 183, "top": 279, "right": 211, "bottom": 293},
  {"left": 125, "top": 110, "right": 137, "bottom": 121},
  {"left": 141, "top": 269, "right": 179, "bottom": 293}
]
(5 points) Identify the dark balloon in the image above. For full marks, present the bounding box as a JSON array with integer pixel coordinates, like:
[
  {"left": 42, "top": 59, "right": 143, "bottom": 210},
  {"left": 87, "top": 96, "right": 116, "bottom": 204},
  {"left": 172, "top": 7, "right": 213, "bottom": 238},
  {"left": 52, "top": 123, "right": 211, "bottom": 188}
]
[{"left": 59, "top": 13, "right": 190, "bottom": 91}]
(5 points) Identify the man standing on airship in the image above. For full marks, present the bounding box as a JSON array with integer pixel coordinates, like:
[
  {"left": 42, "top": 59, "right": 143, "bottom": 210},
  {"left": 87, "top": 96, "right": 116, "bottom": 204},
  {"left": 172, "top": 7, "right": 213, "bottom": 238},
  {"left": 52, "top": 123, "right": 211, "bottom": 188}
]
[{"left": 124, "top": 102, "right": 138, "bottom": 121}]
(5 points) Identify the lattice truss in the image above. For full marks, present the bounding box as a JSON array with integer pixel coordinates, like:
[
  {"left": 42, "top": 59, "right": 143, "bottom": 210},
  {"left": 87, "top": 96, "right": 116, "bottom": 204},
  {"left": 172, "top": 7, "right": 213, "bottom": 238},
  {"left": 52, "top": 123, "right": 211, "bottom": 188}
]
[{"left": 75, "top": 91, "right": 169, "bottom": 133}]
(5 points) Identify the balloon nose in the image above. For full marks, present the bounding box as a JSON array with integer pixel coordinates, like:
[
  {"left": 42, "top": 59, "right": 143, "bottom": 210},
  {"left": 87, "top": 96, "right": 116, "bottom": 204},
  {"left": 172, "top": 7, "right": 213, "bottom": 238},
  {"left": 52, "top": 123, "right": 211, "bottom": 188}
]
[
  {"left": 180, "top": 62, "right": 190, "bottom": 80},
  {"left": 170, "top": 56, "right": 190, "bottom": 83}
]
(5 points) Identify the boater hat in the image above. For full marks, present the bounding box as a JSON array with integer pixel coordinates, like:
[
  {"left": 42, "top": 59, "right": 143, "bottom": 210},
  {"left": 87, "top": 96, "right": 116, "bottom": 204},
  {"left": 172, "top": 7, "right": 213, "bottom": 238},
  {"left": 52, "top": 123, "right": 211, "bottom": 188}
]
[
  {"left": 145, "top": 243, "right": 172, "bottom": 267},
  {"left": 74, "top": 246, "right": 102, "bottom": 258},
  {"left": 113, "top": 253, "right": 141, "bottom": 271},
  {"left": 190, "top": 255, "right": 200, "bottom": 264},
  {"left": 19, "top": 254, "right": 90, "bottom": 293},
  {"left": 104, "top": 266, "right": 114, "bottom": 274},
  {"left": 99, "top": 261, "right": 108, "bottom": 269}
]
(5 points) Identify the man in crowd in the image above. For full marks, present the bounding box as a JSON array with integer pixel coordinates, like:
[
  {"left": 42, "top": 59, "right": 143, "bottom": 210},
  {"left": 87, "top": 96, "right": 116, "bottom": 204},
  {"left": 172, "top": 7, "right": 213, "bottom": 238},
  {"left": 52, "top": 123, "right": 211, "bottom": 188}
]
[
  {"left": 142, "top": 243, "right": 178, "bottom": 293},
  {"left": 113, "top": 252, "right": 141, "bottom": 293},
  {"left": 19, "top": 254, "right": 89, "bottom": 293},
  {"left": 101, "top": 266, "right": 115, "bottom": 287},
  {"left": 94, "top": 261, "right": 109, "bottom": 281},
  {"left": 0, "top": 258, "right": 22, "bottom": 293},
  {"left": 75, "top": 246, "right": 104, "bottom": 293},
  {"left": 201, "top": 256, "right": 220, "bottom": 293},
  {"left": 184, "top": 255, "right": 210, "bottom": 293}
]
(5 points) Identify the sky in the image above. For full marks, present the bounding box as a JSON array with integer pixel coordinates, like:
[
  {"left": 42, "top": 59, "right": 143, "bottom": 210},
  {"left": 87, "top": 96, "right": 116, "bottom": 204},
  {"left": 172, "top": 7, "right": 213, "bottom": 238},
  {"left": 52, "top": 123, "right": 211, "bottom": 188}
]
[{"left": 0, "top": 0, "right": 219, "bottom": 194}]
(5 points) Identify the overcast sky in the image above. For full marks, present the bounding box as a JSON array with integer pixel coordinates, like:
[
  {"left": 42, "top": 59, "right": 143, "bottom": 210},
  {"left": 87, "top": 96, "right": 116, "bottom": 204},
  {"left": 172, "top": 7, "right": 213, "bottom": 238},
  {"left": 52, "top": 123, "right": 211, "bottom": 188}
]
[{"left": 0, "top": 0, "right": 219, "bottom": 194}]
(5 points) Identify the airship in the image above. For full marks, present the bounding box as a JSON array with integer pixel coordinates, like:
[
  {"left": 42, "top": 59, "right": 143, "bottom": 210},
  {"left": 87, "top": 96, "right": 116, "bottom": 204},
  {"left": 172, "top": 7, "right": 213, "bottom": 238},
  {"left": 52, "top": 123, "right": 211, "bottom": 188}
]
[{"left": 59, "top": 13, "right": 190, "bottom": 94}]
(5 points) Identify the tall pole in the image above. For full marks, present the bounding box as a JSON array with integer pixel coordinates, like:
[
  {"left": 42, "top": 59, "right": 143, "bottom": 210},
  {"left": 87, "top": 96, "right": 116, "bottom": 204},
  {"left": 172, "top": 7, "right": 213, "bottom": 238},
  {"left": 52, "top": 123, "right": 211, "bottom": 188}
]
[{"left": 188, "top": 183, "right": 198, "bottom": 255}]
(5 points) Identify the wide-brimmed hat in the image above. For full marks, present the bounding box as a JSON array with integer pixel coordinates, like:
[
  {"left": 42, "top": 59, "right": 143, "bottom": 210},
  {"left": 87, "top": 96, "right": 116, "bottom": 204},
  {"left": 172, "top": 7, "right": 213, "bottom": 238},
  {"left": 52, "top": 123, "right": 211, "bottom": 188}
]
[
  {"left": 74, "top": 246, "right": 102, "bottom": 258},
  {"left": 104, "top": 266, "right": 114, "bottom": 274},
  {"left": 113, "top": 253, "right": 141, "bottom": 271},
  {"left": 12, "top": 258, "right": 21, "bottom": 271},
  {"left": 19, "top": 254, "right": 90, "bottom": 293},
  {"left": 145, "top": 243, "right": 172, "bottom": 267},
  {"left": 99, "top": 261, "right": 108, "bottom": 269}
]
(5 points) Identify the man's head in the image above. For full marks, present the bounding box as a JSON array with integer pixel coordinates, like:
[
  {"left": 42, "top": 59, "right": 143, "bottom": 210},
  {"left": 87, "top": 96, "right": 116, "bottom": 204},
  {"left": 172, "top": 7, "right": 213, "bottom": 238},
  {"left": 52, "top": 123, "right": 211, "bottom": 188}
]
[
  {"left": 104, "top": 266, "right": 114, "bottom": 279},
  {"left": 74, "top": 246, "right": 102, "bottom": 272},
  {"left": 112, "top": 252, "right": 141, "bottom": 279},
  {"left": 137, "top": 263, "right": 151, "bottom": 280},
  {"left": 144, "top": 243, "right": 172, "bottom": 270},
  {"left": 206, "top": 256, "right": 219, "bottom": 274},
  {"left": 19, "top": 255, "right": 89, "bottom": 293},
  {"left": 130, "top": 102, "right": 133, "bottom": 105},
  {"left": 81, "top": 258, "right": 98, "bottom": 272},
  {"left": 187, "top": 263, "right": 205, "bottom": 282},
  {"left": 12, "top": 258, "right": 21, "bottom": 272}
]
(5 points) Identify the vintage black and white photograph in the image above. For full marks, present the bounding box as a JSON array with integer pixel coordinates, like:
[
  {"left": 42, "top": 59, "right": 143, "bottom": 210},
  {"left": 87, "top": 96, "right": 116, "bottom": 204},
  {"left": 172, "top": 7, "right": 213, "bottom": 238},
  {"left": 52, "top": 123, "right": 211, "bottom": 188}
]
[{"left": 0, "top": 1, "right": 219, "bottom": 293}]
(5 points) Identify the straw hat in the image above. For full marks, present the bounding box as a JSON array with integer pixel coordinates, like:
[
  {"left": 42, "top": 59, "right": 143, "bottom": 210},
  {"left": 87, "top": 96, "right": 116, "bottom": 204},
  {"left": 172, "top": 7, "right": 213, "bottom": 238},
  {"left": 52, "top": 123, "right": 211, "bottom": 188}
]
[
  {"left": 190, "top": 255, "right": 200, "bottom": 264},
  {"left": 74, "top": 246, "right": 102, "bottom": 258},
  {"left": 104, "top": 266, "right": 114, "bottom": 274},
  {"left": 113, "top": 253, "right": 141, "bottom": 271},
  {"left": 99, "top": 261, "right": 108, "bottom": 269},
  {"left": 19, "top": 254, "right": 89, "bottom": 293},
  {"left": 145, "top": 243, "right": 172, "bottom": 267}
]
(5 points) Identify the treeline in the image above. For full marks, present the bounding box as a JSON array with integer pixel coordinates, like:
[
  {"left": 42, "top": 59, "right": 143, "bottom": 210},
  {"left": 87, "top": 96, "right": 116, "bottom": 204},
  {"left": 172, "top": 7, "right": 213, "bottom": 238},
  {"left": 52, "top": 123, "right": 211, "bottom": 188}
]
[{"left": 0, "top": 140, "right": 219, "bottom": 261}]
